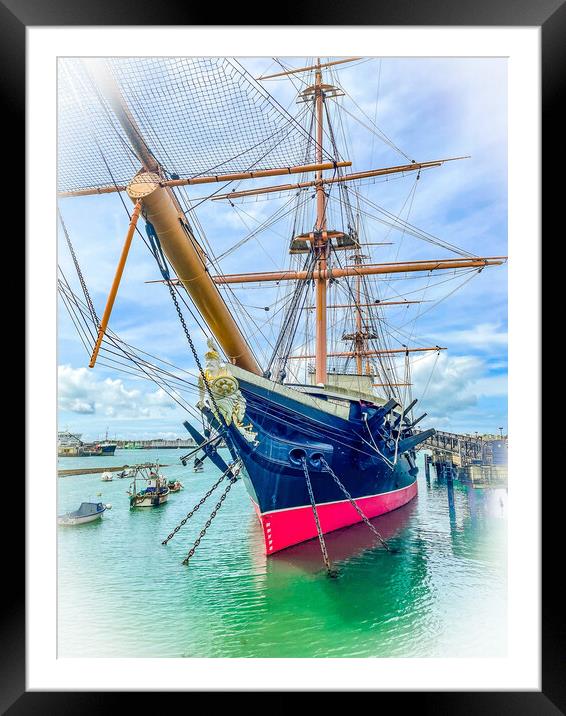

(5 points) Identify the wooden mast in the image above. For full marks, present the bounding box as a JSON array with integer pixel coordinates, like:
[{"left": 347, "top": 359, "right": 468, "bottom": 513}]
[
  {"left": 86, "top": 59, "right": 263, "bottom": 375},
  {"left": 149, "top": 255, "right": 506, "bottom": 286},
  {"left": 314, "top": 59, "right": 328, "bottom": 384},
  {"left": 89, "top": 200, "right": 143, "bottom": 368},
  {"left": 353, "top": 248, "right": 364, "bottom": 374},
  {"left": 288, "top": 346, "right": 447, "bottom": 359},
  {"left": 57, "top": 161, "right": 353, "bottom": 199},
  {"left": 209, "top": 157, "right": 468, "bottom": 202},
  {"left": 202, "top": 256, "right": 507, "bottom": 283},
  {"left": 79, "top": 57, "right": 507, "bottom": 390}
]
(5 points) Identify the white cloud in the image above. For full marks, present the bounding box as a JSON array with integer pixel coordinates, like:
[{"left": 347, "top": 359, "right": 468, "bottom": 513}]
[
  {"left": 411, "top": 351, "right": 506, "bottom": 425},
  {"left": 58, "top": 364, "right": 178, "bottom": 419},
  {"left": 436, "top": 322, "right": 508, "bottom": 351}
]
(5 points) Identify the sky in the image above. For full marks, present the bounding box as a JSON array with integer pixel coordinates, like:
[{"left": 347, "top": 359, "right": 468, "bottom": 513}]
[{"left": 57, "top": 56, "right": 507, "bottom": 441}]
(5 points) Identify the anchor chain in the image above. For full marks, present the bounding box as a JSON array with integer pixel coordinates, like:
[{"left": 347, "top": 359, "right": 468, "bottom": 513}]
[
  {"left": 320, "top": 456, "right": 392, "bottom": 552},
  {"left": 300, "top": 457, "right": 337, "bottom": 578},
  {"left": 161, "top": 462, "right": 237, "bottom": 545},
  {"left": 165, "top": 281, "right": 230, "bottom": 431},
  {"left": 146, "top": 221, "right": 237, "bottom": 458},
  {"left": 182, "top": 464, "right": 241, "bottom": 566}
]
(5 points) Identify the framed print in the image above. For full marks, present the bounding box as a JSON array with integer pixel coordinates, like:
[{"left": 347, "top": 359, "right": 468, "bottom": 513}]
[{"left": 11, "top": 0, "right": 557, "bottom": 709}]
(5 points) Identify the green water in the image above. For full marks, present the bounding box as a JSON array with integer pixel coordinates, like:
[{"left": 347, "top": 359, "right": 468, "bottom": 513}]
[{"left": 57, "top": 449, "right": 507, "bottom": 657}]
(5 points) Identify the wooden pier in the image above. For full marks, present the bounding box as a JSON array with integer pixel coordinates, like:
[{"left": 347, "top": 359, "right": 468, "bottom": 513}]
[
  {"left": 419, "top": 429, "right": 508, "bottom": 484},
  {"left": 113, "top": 438, "right": 196, "bottom": 449},
  {"left": 58, "top": 462, "right": 169, "bottom": 477}
]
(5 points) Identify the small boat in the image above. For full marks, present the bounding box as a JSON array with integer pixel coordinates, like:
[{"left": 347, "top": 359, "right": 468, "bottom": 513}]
[
  {"left": 101, "top": 471, "right": 113, "bottom": 481},
  {"left": 58, "top": 501, "right": 107, "bottom": 526},
  {"left": 116, "top": 467, "right": 134, "bottom": 479},
  {"left": 167, "top": 479, "right": 184, "bottom": 493},
  {"left": 128, "top": 464, "right": 170, "bottom": 508},
  {"left": 193, "top": 457, "right": 204, "bottom": 473}
]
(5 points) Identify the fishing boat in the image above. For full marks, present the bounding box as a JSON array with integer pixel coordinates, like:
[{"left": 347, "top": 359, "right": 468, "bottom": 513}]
[
  {"left": 128, "top": 465, "right": 170, "bottom": 508},
  {"left": 98, "top": 428, "right": 117, "bottom": 456},
  {"left": 58, "top": 501, "right": 108, "bottom": 526},
  {"left": 58, "top": 57, "right": 507, "bottom": 556},
  {"left": 57, "top": 430, "right": 115, "bottom": 457}
]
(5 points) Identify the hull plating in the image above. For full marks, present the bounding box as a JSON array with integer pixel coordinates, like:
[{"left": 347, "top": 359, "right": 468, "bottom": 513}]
[
  {"left": 210, "top": 374, "right": 420, "bottom": 554},
  {"left": 252, "top": 481, "right": 418, "bottom": 554}
]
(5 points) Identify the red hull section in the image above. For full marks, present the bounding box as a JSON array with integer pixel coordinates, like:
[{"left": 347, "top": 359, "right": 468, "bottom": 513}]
[{"left": 253, "top": 480, "right": 418, "bottom": 554}]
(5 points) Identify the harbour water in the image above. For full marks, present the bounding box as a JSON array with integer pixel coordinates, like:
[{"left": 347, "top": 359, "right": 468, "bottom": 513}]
[{"left": 58, "top": 449, "right": 507, "bottom": 658}]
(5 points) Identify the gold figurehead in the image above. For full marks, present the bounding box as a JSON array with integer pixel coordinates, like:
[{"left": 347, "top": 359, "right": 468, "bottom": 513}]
[{"left": 198, "top": 339, "right": 258, "bottom": 444}]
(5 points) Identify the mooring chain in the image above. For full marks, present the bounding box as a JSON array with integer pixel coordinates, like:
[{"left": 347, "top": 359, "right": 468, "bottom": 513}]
[
  {"left": 164, "top": 279, "right": 235, "bottom": 450},
  {"left": 182, "top": 466, "right": 241, "bottom": 566},
  {"left": 320, "top": 456, "right": 392, "bottom": 552},
  {"left": 161, "top": 473, "right": 226, "bottom": 544},
  {"left": 161, "top": 465, "right": 235, "bottom": 545},
  {"left": 147, "top": 218, "right": 236, "bottom": 454},
  {"left": 301, "top": 457, "right": 337, "bottom": 578}
]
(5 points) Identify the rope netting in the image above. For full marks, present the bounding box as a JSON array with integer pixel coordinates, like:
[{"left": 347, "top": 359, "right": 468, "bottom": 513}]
[{"left": 58, "top": 57, "right": 326, "bottom": 194}]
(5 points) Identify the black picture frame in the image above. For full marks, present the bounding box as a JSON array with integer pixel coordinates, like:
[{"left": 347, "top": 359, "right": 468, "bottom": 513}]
[{"left": 12, "top": 0, "right": 556, "bottom": 710}]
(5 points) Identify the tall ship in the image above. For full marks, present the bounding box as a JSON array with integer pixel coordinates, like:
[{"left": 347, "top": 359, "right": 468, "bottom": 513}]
[{"left": 57, "top": 57, "right": 506, "bottom": 554}]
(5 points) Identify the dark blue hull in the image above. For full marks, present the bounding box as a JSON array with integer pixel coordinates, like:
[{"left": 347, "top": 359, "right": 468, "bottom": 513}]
[{"left": 200, "top": 371, "right": 426, "bottom": 553}]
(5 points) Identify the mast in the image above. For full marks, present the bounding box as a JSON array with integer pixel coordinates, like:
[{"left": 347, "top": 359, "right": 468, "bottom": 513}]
[
  {"left": 86, "top": 59, "right": 262, "bottom": 375},
  {"left": 314, "top": 60, "right": 328, "bottom": 384},
  {"left": 65, "top": 57, "right": 507, "bottom": 390},
  {"left": 351, "top": 213, "right": 365, "bottom": 374},
  {"left": 202, "top": 256, "right": 507, "bottom": 283}
]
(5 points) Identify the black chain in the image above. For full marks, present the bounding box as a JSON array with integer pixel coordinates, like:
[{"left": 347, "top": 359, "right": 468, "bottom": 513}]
[
  {"left": 163, "top": 278, "right": 237, "bottom": 457},
  {"left": 147, "top": 221, "right": 237, "bottom": 458},
  {"left": 301, "top": 457, "right": 337, "bottom": 578},
  {"left": 320, "top": 456, "right": 392, "bottom": 552},
  {"left": 181, "top": 471, "right": 240, "bottom": 566},
  {"left": 161, "top": 464, "right": 235, "bottom": 545}
]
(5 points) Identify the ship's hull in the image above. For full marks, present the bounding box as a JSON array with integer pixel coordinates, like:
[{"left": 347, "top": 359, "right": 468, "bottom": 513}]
[
  {"left": 130, "top": 489, "right": 170, "bottom": 507},
  {"left": 58, "top": 511, "right": 104, "bottom": 526},
  {"left": 250, "top": 481, "right": 417, "bottom": 554},
  {"left": 204, "top": 368, "right": 420, "bottom": 555}
]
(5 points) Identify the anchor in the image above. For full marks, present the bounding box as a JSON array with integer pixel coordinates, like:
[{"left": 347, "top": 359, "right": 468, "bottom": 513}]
[{"left": 180, "top": 420, "right": 230, "bottom": 474}]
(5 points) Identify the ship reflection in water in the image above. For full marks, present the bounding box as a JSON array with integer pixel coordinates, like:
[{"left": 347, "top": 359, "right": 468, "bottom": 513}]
[
  {"left": 265, "top": 499, "right": 417, "bottom": 574},
  {"left": 240, "top": 469, "right": 506, "bottom": 658}
]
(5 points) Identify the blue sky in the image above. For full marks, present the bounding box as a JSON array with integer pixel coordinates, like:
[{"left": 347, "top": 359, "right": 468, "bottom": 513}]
[{"left": 58, "top": 57, "right": 507, "bottom": 441}]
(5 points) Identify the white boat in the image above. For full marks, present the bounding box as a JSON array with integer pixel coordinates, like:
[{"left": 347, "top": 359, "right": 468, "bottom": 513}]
[
  {"left": 58, "top": 501, "right": 107, "bottom": 526},
  {"left": 101, "top": 471, "right": 113, "bottom": 481}
]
